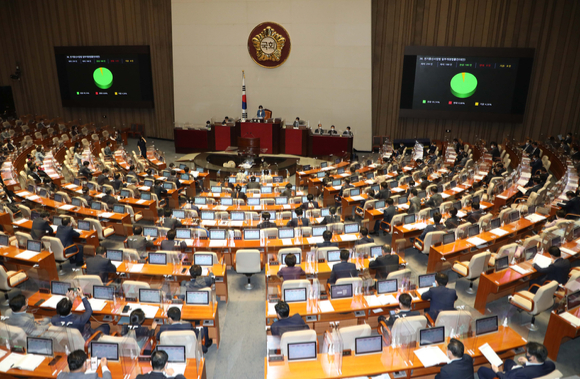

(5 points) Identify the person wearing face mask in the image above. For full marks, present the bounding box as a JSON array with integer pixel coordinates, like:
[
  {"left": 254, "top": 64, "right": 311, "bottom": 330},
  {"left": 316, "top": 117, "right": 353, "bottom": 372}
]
[
  {"left": 489, "top": 141, "right": 501, "bottom": 161},
  {"left": 232, "top": 185, "right": 247, "bottom": 201},
  {"left": 477, "top": 342, "right": 555, "bottom": 379},
  {"left": 314, "top": 123, "right": 324, "bottom": 134},
  {"left": 328, "top": 125, "right": 338, "bottom": 135},
  {"left": 257, "top": 105, "right": 265, "bottom": 119}
]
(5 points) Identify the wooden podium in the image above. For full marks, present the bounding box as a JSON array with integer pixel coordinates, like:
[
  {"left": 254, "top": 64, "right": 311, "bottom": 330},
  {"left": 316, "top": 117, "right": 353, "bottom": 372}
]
[{"left": 238, "top": 135, "right": 260, "bottom": 157}]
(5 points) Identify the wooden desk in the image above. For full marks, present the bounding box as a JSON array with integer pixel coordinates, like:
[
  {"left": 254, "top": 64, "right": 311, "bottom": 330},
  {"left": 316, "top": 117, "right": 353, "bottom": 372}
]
[
  {"left": 309, "top": 134, "right": 353, "bottom": 158},
  {"left": 341, "top": 194, "right": 368, "bottom": 218},
  {"left": 544, "top": 306, "right": 580, "bottom": 360},
  {"left": 12, "top": 219, "right": 99, "bottom": 248},
  {"left": 264, "top": 326, "right": 525, "bottom": 379},
  {"left": 0, "top": 245, "right": 58, "bottom": 281},
  {"left": 296, "top": 162, "right": 349, "bottom": 187},
  {"left": 27, "top": 291, "right": 221, "bottom": 349},
  {"left": 174, "top": 127, "right": 213, "bottom": 153}
]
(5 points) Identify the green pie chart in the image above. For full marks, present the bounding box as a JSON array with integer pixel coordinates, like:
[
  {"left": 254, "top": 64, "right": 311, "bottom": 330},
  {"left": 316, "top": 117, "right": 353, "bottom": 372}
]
[
  {"left": 450, "top": 72, "right": 477, "bottom": 98},
  {"left": 93, "top": 67, "right": 113, "bottom": 90}
]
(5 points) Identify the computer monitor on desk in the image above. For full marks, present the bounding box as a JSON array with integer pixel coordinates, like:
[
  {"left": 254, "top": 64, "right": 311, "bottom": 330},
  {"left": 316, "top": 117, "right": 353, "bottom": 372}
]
[
  {"left": 331, "top": 283, "right": 353, "bottom": 299},
  {"left": 355, "top": 336, "right": 383, "bottom": 356},
  {"left": 418, "top": 273, "right": 436, "bottom": 289},
  {"left": 419, "top": 326, "right": 445, "bottom": 346},
  {"left": 495, "top": 256, "right": 509, "bottom": 271},
  {"left": 231, "top": 211, "right": 245, "bottom": 221},
  {"left": 91, "top": 342, "right": 119, "bottom": 361},
  {"left": 93, "top": 285, "right": 115, "bottom": 301},
  {"left": 186, "top": 291, "right": 210, "bottom": 305},
  {"left": 284, "top": 288, "right": 307, "bottom": 303},
  {"left": 567, "top": 290, "right": 580, "bottom": 310},
  {"left": 107, "top": 249, "right": 123, "bottom": 262},
  {"left": 156, "top": 345, "right": 186, "bottom": 363},
  {"left": 148, "top": 252, "right": 167, "bottom": 265},
  {"left": 143, "top": 227, "right": 158, "bottom": 238},
  {"left": 281, "top": 252, "right": 301, "bottom": 265},
  {"left": 139, "top": 289, "right": 161, "bottom": 303},
  {"left": 194, "top": 253, "right": 213, "bottom": 266},
  {"left": 210, "top": 229, "right": 226, "bottom": 240},
  {"left": 278, "top": 228, "right": 294, "bottom": 239},
  {"left": 377, "top": 279, "right": 397, "bottom": 294},
  {"left": 27, "top": 337, "right": 53, "bottom": 356},
  {"left": 51, "top": 281, "right": 70, "bottom": 295},
  {"left": 247, "top": 198, "right": 260, "bottom": 206},
  {"left": 287, "top": 342, "right": 317, "bottom": 362},
  {"left": 442, "top": 232, "right": 455, "bottom": 245},
  {"left": 327, "top": 250, "right": 341, "bottom": 263},
  {"left": 0, "top": 235, "right": 8, "bottom": 247},
  {"left": 475, "top": 315, "right": 499, "bottom": 336},
  {"left": 175, "top": 228, "right": 191, "bottom": 239}
]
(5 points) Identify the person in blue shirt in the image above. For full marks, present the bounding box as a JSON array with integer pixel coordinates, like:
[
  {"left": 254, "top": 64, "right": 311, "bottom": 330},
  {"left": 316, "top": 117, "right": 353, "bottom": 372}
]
[{"left": 257, "top": 105, "right": 265, "bottom": 119}]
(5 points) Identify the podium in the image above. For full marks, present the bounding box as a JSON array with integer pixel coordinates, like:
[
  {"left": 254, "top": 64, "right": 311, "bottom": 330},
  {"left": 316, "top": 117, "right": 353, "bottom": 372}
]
[
  {"left": 238, "top": 136, "right": 261, "bottom": 157},
  {"left": 235, "top": 120, "right": 282, "bottom": 154}
]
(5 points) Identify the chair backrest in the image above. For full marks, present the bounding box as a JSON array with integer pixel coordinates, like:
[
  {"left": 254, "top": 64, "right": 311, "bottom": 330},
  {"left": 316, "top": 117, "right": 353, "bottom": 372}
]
[
  {"left": 16, "top": 204, "right": 31, "bottom": 219},
  {"left": 261, "top": 228, "right": 278, "bottom": 239},
  {"left": 420, "top": 231, "right": 446, "bottom": 254},
  {"left": 327, "top": 222, "right": 344, "bottom": 234},
  {"left": 41, "top": 236, "right": 67, "bottom": 261},
  {"left": 46, "top": 325, "right": 85, "bottom": 353},
  {"left": 455, "top": 222, "right": 472, "bottom": 239},
  {"left": 478, "top": 214, "right": 493, "bottom": 230},
  {"left": 387, "top": 268, "right": 412, "bottom": 282},
  {"left": 277, "top": 248, "right": 302, "bottom": 264},
  {"left": 281, "top": 280, "right": 311, "bottom": 300},
  {"left": 391, "top": 315, "right": 427, "bottom": 341},
  {"left": 73, "top": 275, "right": 103, "bottom": 296},
  {"left": 336, "top": 277, "right": 362, "bottom": 293},
  {"left": 280, "top": 329, "right": 317, "bottom": 356},
  {"left": 535, "top": 370, "right": 563, "bottom": 379},
  {"left": 0, "top": 266, "right": 13, "bottom": 291},
  {"left": 235, "top": 249, "right": 261, "bottom": 274},
  {"left": 495, "top": 243, "right": 519, "bottom": 262},
  {"left": 435, "top": 310, "right": 472, "bottom": 336},
  {"left": 339, "top": 324, "right": 371, "bottom": 351},
  {"left": 122, "top": 280, "right": 150, "bottom": 299},
  {"left": 160, "top": 330, "right": 198, "bottom": 358},
  {"left": 522, "top": 235, "right": 541, "bottom": 250},
  {"left": 439, "top": 201, "right": 453, "bottom": 214},
  {"left": 0, "top": 322, "right": 27, "bottom": 348},
  {"left": 14, "top": 232, "right": 32, "bottom": 248},
  {"left": 465, "top": 251, "right": 491, "bottom": 280},
  {"left": 317, "top": 246, "right": 340, "bottom": 261},
  {"left": 531, "top": 280, "right": 558, "bottom": 315},
  {"left": 354, "top": 243, "right": 378, "bottom": 257},
  {"left": 85, "top": 218, "right": 105, "bottom": 239},
  {"left": 193, "top": 251, "right": 219, "bottom": 265},
  {"left": 295, "top": 226, "right": 312, "bottom": 237},
  {"left": 155, "top": 250, "right": 180, "bottom": 264},
  {"left": 123, "top": 248, "right": 140, "bottom": 262}
]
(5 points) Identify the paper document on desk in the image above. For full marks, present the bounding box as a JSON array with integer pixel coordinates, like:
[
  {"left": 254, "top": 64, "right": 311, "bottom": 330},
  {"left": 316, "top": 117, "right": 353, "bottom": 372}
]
[
  {"left": 533, "top": 254, "right": 552, "bottom": 269},
  {"left": 479, "top": 343, "right": 503, "bottom": 367},
  {"left": 517, "top": 179, "right": 529, "bottom": 186},
  {"left": 100, "top": 212, "right": 115, "bottom": 218},
  {"left": 340, "top": 173, "right": 349, "bottom": 177},
  {"left": 167, "top": 363, "right": 186, "bottom": 376},
  {"left": 452, "top": 187, "right": 463, "bottom": 192},
  {"left": 229, "top": 221, "right": 243, "bottom": 227},
  {"left": 340, "top": 234, "right": 358, "bottom": 242},
  {"left": 15, "top": 251, "right": 39, "bottom": 260},
  {"left": 560, "top": 312, "right": 580, "bottom": 327},
  {"left": 496, "top": 195, "right": 508, "bottom": 200},
  {"left": 136, "top": 199, "right": 147, "bottom": 204},
  {"left": 467, "top": 237, "right": 487, "bottom": 246},
  {"left": 214, "top": 206, "right": 227, "bottom": 211},
  {"left": 280, "top": 239, "right": 293, "bottom": 246},
  {"left": 398, "top": 204, "right": 409, "bottom": 210},
  {"left": 474, "top": 175, "right": 484, "bottom": 180},
  {"left": 490, "top": 228, "right": 509, "bottom": 237},
  {"left": 76, "top": 299, "right": 108, "bottom": 312},
  {"left": 416, "top": 287, "right": 430, "bottom": 296},
  {"left": 378, "top": 294, "right": 398, "bottom": 306},
  {"left": 392, "top": 187, "right": 404, "bottom": 193},
  {"left": 517, "top": 186, "right": 527, "bottom": 195},
  {"left": 315, "top": 217, "right": 325, "bottom": 224},
  {"left": 510, "top": 265, "right": 531, "bottom": 275},
  {"left": 283, "top": 205, "right": 292, "bottom": 209},
  {"left": 307, "top": 237, "right": 324, "bottom": 244},
  {"left": 414, "top": 346, "right": 450, "bottom": 367},
  {"left": 209, "top": 240, "right": 227, "bottom": 247},
  {"left": 94, "top": 193, "right": 106, "bottom": 198},
  {"left": 13, "top": 218, "right": 28, "bottom": 225},
  {"left": 267, "top": 302, "right": 277, "bottom": 316},
  {"left": 318, "top": 300, "right": 334, "bottom": 313},
  {"left": 0, "top": 353, "right": 45, "bottom": 372},
  {"left": 441, "top": 193, "right": 451, "bottom": 198},
  {"left": 411, "top": 222, "right": 427, "bottom": 230},
  {"left": 64, "top": 184, "right": 77, "bottom": 189},
  {"left": 42, "top": 295, "right": 65, "bottom": 309},
  {"left": 333, "top": 186, "right": 342, "bottom": 190},
  {"left": 129, "top": 264, "right": 144, "bottom": 273},
  {"left": 350, "top": 195, "right": 364, "bottom": 201},
  {"left": 364, "top": 295, "right": 383, "bottom": 307},
  {"left": 521, "top": 172, "right": 531, "bottom": 179},
  {"left": 365, "top": 180, "right": 374, "bottom": 185},
  {"left": 26, "top": 195, "right": 40, "bottom": 201},
  {"left": 560, "top": 247, "right": 578, "bottom": 256},
  {"left": 456, "top": 211, "right": 467, "bottom": 218},
  {"left": 138, "top": 186, "right": 150, "bottom": 191},
  {"left": 525, "top": 214, "right": 546, "bottom": 223},
  {"left": 59, "top": 204, "right": 75, "bottom": 210}
]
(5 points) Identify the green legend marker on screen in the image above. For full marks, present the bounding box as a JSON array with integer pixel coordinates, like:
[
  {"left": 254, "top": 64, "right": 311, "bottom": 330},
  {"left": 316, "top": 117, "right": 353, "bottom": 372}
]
[
  {"left": 450, "top": 72, "right": 477, "bottom": 98},
  {"left": 93, "top": 67, "right": 113, "bottom": 90}
]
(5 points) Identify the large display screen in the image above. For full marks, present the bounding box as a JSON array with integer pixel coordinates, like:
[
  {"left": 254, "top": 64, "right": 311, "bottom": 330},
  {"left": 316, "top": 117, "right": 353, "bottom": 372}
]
[
  {"left": 400, "top": 47, "right": 534, "bottom": 122},
  {"left": 54, "top": 46, "right": 154, "bottom": 108}
]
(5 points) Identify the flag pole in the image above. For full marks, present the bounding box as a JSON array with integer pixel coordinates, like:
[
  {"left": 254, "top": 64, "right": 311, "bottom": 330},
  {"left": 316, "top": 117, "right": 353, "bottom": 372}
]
[{"left": 242, "top": 70, "right": 247, "bottom": 122}]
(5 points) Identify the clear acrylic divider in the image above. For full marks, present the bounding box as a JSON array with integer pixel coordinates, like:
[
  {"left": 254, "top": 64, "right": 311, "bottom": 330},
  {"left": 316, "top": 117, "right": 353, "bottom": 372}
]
[
  {"left": 120, "top": 330, "right": 139, "bottom": 376},
  {"left": 394, "top": 317, "right": 417, "bottom": 367},
  {"left": 195, "top": 326, "right": 204, "bottom": 373}
]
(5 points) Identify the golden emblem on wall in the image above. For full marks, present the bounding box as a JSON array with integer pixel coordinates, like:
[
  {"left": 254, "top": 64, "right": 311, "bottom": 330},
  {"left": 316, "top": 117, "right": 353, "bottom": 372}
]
[{"left": 248, "top": 22, "right": 291, "bottom": 68}]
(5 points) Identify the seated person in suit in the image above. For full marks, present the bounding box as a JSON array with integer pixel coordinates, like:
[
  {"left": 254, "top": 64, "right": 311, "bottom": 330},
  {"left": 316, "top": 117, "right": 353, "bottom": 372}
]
[
  {"left": 127, "top": 225, "right": 155, "bottom": 257},
  {"left": 281, "top": 183, "right": 293, "bottom": 198},
  {"left": 286, "top": 207, "right": 310, "bottom": 227},
  {"left": 5, "top": 294, "right": 51, "bottom": 336},
  {"left": 338, "top": 178, "right": 352, "bottom": 198},
  {"left": 55, "top": 217, "right": 84, "bottom": 266},
  {"left": 160, "top": 229, "right": 187, "bottom": 251},
  {"left": 465, "top": 201, "right": 485, "bottom": 224},
  {"left": 81, "top": 186, "right": 92, "bottom": 204},
  {"left": 222, "top": 116, "right": 230, "bottom": 125},
  {"left": 320, "top": 206, "right": 341, "bottom": 225},
  {"left": 531, "top": 246, "right": 571, "bottom": 289},
  {"left": 51, "top": 288, "right": 110, "bottom": 339},
  {"left": 277, "top": 253, "right": 306, "bottom": 281},
  {"left": 417, "top": 212, "right": 446, "bottom": 242},
  {"left": 86, "top": 246, "right": 116, "bottom": 282},
  {"left": 436, "top": 339, "right": 474, "bottom": 379},
  {"left": 328, "top": 249, "right": 358, "bottom": 284},
  {"left": 489, "top": 141, "right": 501, "bottom": 161},
  {"left": 57, "top": 349, "right": 111, "bottom": 379},
  {"left": 420, "top": 272, "right": 457, "bottom": 321},
  {"left": 477, "top": 342, "right": 555, "bottom": 379},
  {"left": 152, "top": 180, "right": 167, "bottom": 198},
  {"left": 97, "top": 168, "right": 111, "bottom": 186},
  {"left": 31, "top": 211, "right": 53, "bottom": 240},
  {"left": 135, "top": 350, "right": 186, "bottom": 379},
  {"left": 355, "top": 227, "right": 374, "bottom": 245},
  {"left": 445, "top": 208, "right": 461, "bottom": 229},
  {"left": 246, "top": 176, "right": 261, "bottom": 190},
  {"left": 257, "top": 105, "right": 265, "bottom": 119},
  {"left": 157, "top": 307, "right": 212, "bottom": 352},
  {"left": 524, "top": 176, "right": 543, "bottom": 196},
  {"left": 232, "top": 185, "right": 247, "bottom": 201},
  {"left": 314, "top": 123, "right": 324, "bottom": 134},
  {"left": 292, "top": 117, "right": 300, "bottom": 128},
  {"left": 373, "top": 198, "right": 397, "bottom": 234},
  {"left": 162, "top": 208, "right": 183, "bottom": 229},
  {"left": 112, "top": 173, "right": 123, "bottom": 191},
  {"left": 377, "top": 182, "right": 391, "bottom": 200},
  {"left": 369, "top": 244, "right": 400, "bottom": 279},
  {"left": 181, "top": 264, "right": 214, "bottom": 291},
  {"left": 378, "top": 293, "right": 421, "bottom": 330},
  {"left": 121, "top": 309, "right": 156, "bottom": 345},
  {"left": 258, "top": 212, "right": 277, "bottom": 229},
  {"left": 103, "top": 141, "right": 114, "bottom": 158},
  {"left": 102, "top": 189, "right": 117, "bottom": 208},
  {"left": 317, "top": 230, "right": 339, "bottom": 248},
  {"left": 425, "top": 187, "right": 443, "bottom": 208},
  {"left": 408, "top": 188, "right": 421, "bottom": 214},
  {"left": 303, "top": 193, "right": 319, "bottom": 209},
  {"left": 270, "top": 300, "right": 309, "bottom": 336},
  {"left": 557, "top": 190, "right": 580, "bottom": 217},
  {"left": 327, "top": 125, "right": 338, "bottom": 135},
  {"left": 343, "top": 126, "right": 353, "bottom": 136},
  {"left": 78, "top": 161, "right": 92, "bottom": 180}
]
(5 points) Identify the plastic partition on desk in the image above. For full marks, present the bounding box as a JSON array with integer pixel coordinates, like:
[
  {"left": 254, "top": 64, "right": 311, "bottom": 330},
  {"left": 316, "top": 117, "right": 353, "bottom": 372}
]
[{"left": 321, "top": 322, "right": 343, "bottom": 376}]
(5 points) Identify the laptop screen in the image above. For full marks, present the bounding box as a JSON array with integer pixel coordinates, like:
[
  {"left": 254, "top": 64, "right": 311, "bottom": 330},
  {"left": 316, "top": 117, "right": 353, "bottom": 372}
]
[
  {"left": 194, "top": 197, "right": 206, "bottom": 205},
  {"left": 211, "top": 186, "right": 222, "bottom": 193},
  {"left": 113, "top": 205, "right": 126, "bottom": 214},
  {"left": 332, "top": 179, "right": 341, "bottom": 186},
  {"left": 93, "top": 285, "right": 115, "bottom": 301},
  {"left": 144, "top": 180, "right": 154, "bottom": 187},
  {"left": 27, "top": 337, "right": 53, "bottom": 356},
  {"left": 284, "top": 288, "right": 307, "bottom": 303},
  {"left": 275, "top": 197, "right": 288, "bottom": 205},
  {"left": 490, "top": 218, "right": 501, "bottom": 229},
  {"left": 120, "top": 190, "right": 131, "bottom": 198},
  {"left": 261, "top": 187, "right": 272, "bottom": 194},
  {"left": 0, "top": 235, "right": 8, "bottom": 247},
  {"left": 143, "top": 227, "right": 158, "bottom": 238},
  {"left": 350, "top": 188, "right": 361, "bottom": 197},
  {"left": 443, "top": 232, "right": 455, "bottom": 245},
  {"left": 355, "top": 336, "right": 383, "bottom": 355},
  {"left": 78, "top": 220, "right": 90, "bottom": 231},
  {"left": 370, "top": 246, "right": 382, "bottom": 258},
  {"left": 278, "top": 228, "right": 294, "bottom": 239},
  {"left": 210, "top": 229, "right": 226, "bottom": 240},
  {"left": 72, "top": 198, "right": 82, "bottom": 206},
  {"left": 139, "top": 289, "right": 161, "bottom": 303},
  {"left": 303, "top": 165, "right": 311, "bottom": 171},
  {"left": 281, "top": 252, "right": 301, "bottom": 265},
  {"left": 52, "top": 216, "right": 63, "bottom": 226},
  {"left": 148, "top": 252, "right": 167, "bottom": 265},
  {"left": 377, "top": 279, "right": 397, "bottom": 294},
  {"left": 54, "top": 194, "right": 63, "bottom": 203},
  {"left": 221, "top": 198, "right": 233, "bottom": 206},
  {"left": 287, "top": 342, "right": 317, "bottom": 361},
  {"left": 27, "top": 240, "right": 41, "bottom": 252},
  {"left": 231, "top": 211, "right": 245, "bottom": 221},
  {"left": 273, "top": 176, "right": 283, "bottom": 183},
  {"left": 201, "top": 211, "right": 215, "bottom": 220},
  {"left": 475, "top": 315, "right": 499, "bottom": 336},
  {"left": 321, "top": 162, "right": 327, "bottom": 168},
  {"left": 176, "top": 229, "right": 191, "bottom": 239},
  {"left": 321, "top": 208, "right": 330, "bottom": 217},
  {"left": 404, "top": 214, "right": 416, "bottom": 225},
  {"left": 317, "top": 172, "right": 325, "bottom": 178},
  {"left": 313, "top": 226, "right": 327, "bottom": 237},
  {"left": 453, "top": 201, "right": 462, "bottom": 210},
  {"left": 551, "top": 236, "right": 561, "bottom": 247},
  {"left": 228, "top": 177, "right": 236, "bottom": 183},
  {"left": 398, "top": 196, "right": 408, "bottom": 205},
  {"left": 173, "top": 210, "right": 185, "bottom": 219},
  {"left": 344, "top": 223, "right": 359, "bottom": 234},
  {"left": 331, "top": 283, "right": 353, "bottom": 299},
  {"left": 91, "top": 202, "right": 102, "bottom": 210},
  {"left": 468, "top": 224, "right": 480, "bottom": 237},
  {"left": 495, "top": 256, "right": 509, "bottom": 271},
  {"left": 509, "top": 211, "right": 520, "bottom": 222},
  {"left": 419, "top": 326, "right": 445, "bottom": 346},
  {"left": 51, "top": 281, "right": 70, "bottom": 295},
  {"left": 194, "top": 254, "right": 213, "bottom": 266},
  {"left": 141, "top": 193, "right": 152, "bottom": 200},
  {"left": 327, "top": 250, "right": 341, "bottom": 262},
  {"left": 106, "top": 249, "right": 123, "bottom": 262},
  {"left": 180, "top": 174, "right": 189, "bottom": 180},
  {"left": 418, "top": 274, "right": 436, "bottom": 288},
  {"left": 186, "top": 291, "right": 210, "bottom": 305},
  {"left": 156, "top": 345, "right": 186, "bottom": 363},
  {"left": 375, "top": 200, "right": 385, "bottom": 209},
  {"left": 91, "top": 342, "right": 119, "bottom": 361},
  {"left": 247, "top": 198, "right": 260, "bottom": 206}
]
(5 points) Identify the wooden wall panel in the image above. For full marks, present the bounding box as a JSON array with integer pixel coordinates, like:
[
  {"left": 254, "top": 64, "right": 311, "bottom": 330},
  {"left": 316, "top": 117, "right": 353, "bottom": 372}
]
[
  {"left": 372, "top": 0, "right": 580, "bottom": 145},
  {"left": 0, "top": 0, "right": 173, "bottom": 139}
]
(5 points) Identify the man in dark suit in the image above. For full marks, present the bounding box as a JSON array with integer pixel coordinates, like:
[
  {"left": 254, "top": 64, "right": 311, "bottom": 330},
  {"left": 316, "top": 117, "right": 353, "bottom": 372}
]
[
  {"left": 417, "top": 212, "right": 446, "bottom": 242},
  {"left": 425, "top": 187, "right": 443, "bottom": 208},
  {"left": 286, "top": 207, "right": 310, "bottom": 227},
  {"left": 532, "top": 247, "right": 571, "bottom": 288},
  {"left": 327, "top": 125, "right": 338, "bottom": 135},
  {"left": 57, "top": 350, "right": 112, "bottom": 379},
  {"left": 86, "top": 247, "right": 116, "bottom": 282},
  {"left": 445, "top": 208, "right": 461, "bottom": 229},
  {"left": 232, "top": 185, "right": 247, "bottom": 201},
  {"left": 52, "top": 289, "right": 110, "bottom": 339},
  {"left": 156, "top": 307, "right": 196, "bottom": 340},
  {"left": 338, "top": 178, "right": 353, "bottom": 198},
  {"left": 377, "top": 182, "right": 391, "bottom": 200},
  {"left": 152, "top": 180, "right": 167, "bottom": 199},
  {"left": 379, "top": 293, "right": 421, "bottom": 329},
  {"left": 317, "top": 230, "right": 339, "bottom": 248},
  {"left": 373, "top": 198, "right": 396, "bottom": 234},
  {"left": 527, "top": 142, "right": 540, "bottom": 157},
  {"left": 56, "top": 217, "right": 84, "bottom": 266},
  {"left": 281, "top": 183, "right": 293, "bottom": 198},
  {"left": 112, "top": 173, "right": 123, "bottom": 191},
  {"left": 127, "top": 225, "right": 155, "bottom": 257},
  {"left": 160, "top": 229, "right": 187, "bottom": 251},
  {"left": 420, "top": 272, "right": 457, "bottom": 321},
  {"left": 557, "top": 191, "right": 580, "bottom": 217},
  {"left": 524, "top": 176, "right": 543, "bottom": 196},
  {"left": 530, "top": 155, "right": 543, "bottom": 175},
  {"left": 257, "top": 212, "right": 277, "bottom": 229},
  {"left": 477, "top": 342, "right": 555, "bottom": 379},
  {"left": 369, "top": 244, "right": 400, "bottom": 279},
  {"left": 408, "top": 188, "right": 421, "bottom": 215},
  {"left": 271, "top": 300, "right": 309, "bottom": 336},
  {"left": 520, "top": 139, "right": 531, "bottom": 151},
  {"left": 466, "top": 202, "right": 485, "bottom": 224},
  {"left": 314, "top": 124, "right": 324, "bottom": 134},
  {"left": 31, "top": 211, "right": 53, "bottom": 240},
  {"left": 102, "top": 189, "right": 117, "bottom": 208},
  {"left": 436, "top": 339, "right": 474, "bottom": 379},
  {"left": 489, "top": 141, "right": 501, "bottom": 161},
  {"left": 355, "top": 227, "right": 374, "bottom": 245},
  {"left": 303, "top": 194, "right": 319, "bottom": 209},
  {"left": 343, "top": 126, "right": 353, "bottom": 136},
  {"left": 428, "top": 142, "right": 437, "bottom": 155},
  {"left": 135, "top": 350, "right": 186, "bottom": 379},
  {"left": 246, "top": 176, "right": 261, "bottom": 190},
  {"left": 292, "top": 117, "right": 300, "bottom": 128},
  {"left": 78, "top": 161, "right": 92, "bottom": 180},
  {"left": 97, "top": 168, "right": 111, "bottom": 186},
  {"left": 162, "top": 208, "right": 183, "bottom": 229},
  {"left": 328, "top": 250, "right": 357, "bottom": 284},
  {"left": 320, "top": 207, "right": 341, "bottom": 225}
]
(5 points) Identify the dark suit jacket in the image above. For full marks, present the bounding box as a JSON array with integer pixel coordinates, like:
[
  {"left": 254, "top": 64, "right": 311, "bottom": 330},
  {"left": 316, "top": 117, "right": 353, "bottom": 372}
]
[
  {"left": 531, "top": 160, "right": 543, "bottom": 174},
  {"left": 328, "top": 261, "right": 357, "bottom": 284},
  {"left": 386, "top": 310, "right": 421, "bottom": 329},
  {"left": 355, "top": 236, "right": 374, "bottom": 245},
  {"left": 286, "top": 217, "right": 310, "bottom": 227},
  {"left": 320, "top": 215, "right": 341, "bottom": 225},
  {"left": 31, "top": 218, "right": 53, "bottom": 240},
  {"left": 426, "top": 193, "right": 443, "bottom": 208},
  {"left": 369, "top": 254, "right": 399, "bottom": 279},
  {"left": 314, "top": 128, "right": 325, "bottom": 135},
  {"left": 79, "top": 166, "right": 92, "bottom": 179},
  {"left": 51, "top": 297, "right": 93, "bottom": 337},
  {"left": 233, "top": 191, "right": 247, "bottom": 201},
  {"left": 112, "top": 179, "right": 123, "bottom": 191},
  {"left": 156, "top": 321, "right": 195, "bottom": 340},
  {"left": 163, "top": 218, "right": 183, "bottom": 229},
  {"left": 408, "top": 197, "right": 421, "bottom": 214},
  {"left": 271, "top": 314, "right": 309, "bottom": 336},
  {"left": 418, "top": 223, "right": 446, "bottom": 241},
  {"left": 56, "top": 225, "right": 80, "bottom": 248},
  {"left": 303, "top": 201, "right": 319, "bottom": 209},
  {"left": 246, "top": 182, "right": 261, "bottom": 190},
  {"left": 258, "top": 221, "right": 277, "bottom": 229},
  {"left": 496, "top": 361, "right": 555, "bottom": 379},
  {"left": 316, "top": 241, "right": 339, "bottom": 248},
  {"left": 421, "top": 286, "right": 458, "bottom": 320},
  {"left": 490, "top": 147, "right": 500, "bottom": 160},
  {"left": 559, "top": 197, "right": 580, "bottom": 215},
  {"left": 466, "top": 210, "right": 485, "bottom": 224},
  {"left": 445, "top": 216, "right": 461, "bottom": 229},
  {"left": 86, "top": 255, "right": 117, "bottom": 282},
  {"left": 377, "top": 188, "right": 391, "bottom": 200},
  {"left": 533, "top": 258, "right": 571, "bottom": 285},
  {"left": 435, "top": 354, "right": 474, "bottom": 379},
  {"left": 525, "top": 184, "right": 543, "bottom": 196},
  {"left": 135, "top": 372, "right": 185, "bottom": 379},
  {"left": 160, "top": 239, "right": 187, "bottom": 251},
  {"left": 152, "top": 185, "right": 167, "bottom": 198},
  {"left": 102, "top": 194, "right": 117, "bottom": 207}
]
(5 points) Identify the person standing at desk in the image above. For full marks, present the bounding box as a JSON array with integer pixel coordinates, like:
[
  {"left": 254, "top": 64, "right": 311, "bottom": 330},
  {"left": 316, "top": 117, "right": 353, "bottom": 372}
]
[
  {"left": 328, "top": 125, "right": 338, "bottom": 135},
  {"left": 343, "top": 126, "right": 353, "bottom": 136},
  {"left": 137, "top": 135, "right": 147, "bottom": 159},
  {"left": 31, "top": 211, "right": 53, "bottom": 240},
  {"left": 314, "top": 124, "right": 324, "bottom": 134},
  {"left": 271, "top": 300, "right": 309, "bottom": 336},
  {"left": 85, "top": 246, "right": 115, "bottom": 281},
  {"left": 420, "top": 272, "right": 457, "bottom": 321},
  {"left": 369, "top": 244, "right": 399, "bottom": 279},
  {"left": 135, "top": 350, "right": 186, "bottom": 379},
  {"left": 277, "top": 254, "right": 306, "bottom": 281},
  {"left": 477, "top": 342, "right": 555, "bottom": 379},
  {"left": 293, "top": 117, "right": 300, "bottom": 128},
  {"left": 436, "top": 339, "right": 474, "bottom": 379},
  {"left": 328, "top": 250, "right": 357, "bottom": 284},
  {"left": 57, "top": 350, "right": 111, "bottom": 379},
  {"left": 257, "top": 105, "right": 265, "bottom": 119}
]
